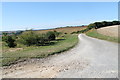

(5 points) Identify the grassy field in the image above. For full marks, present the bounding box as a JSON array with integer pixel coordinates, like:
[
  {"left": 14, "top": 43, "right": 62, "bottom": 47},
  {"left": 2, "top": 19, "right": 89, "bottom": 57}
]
[
  {"left": 86, "top": 29, "right": 120, "bottom": 43},
  {"left": 2, "top": 34, "right": 78, "bottom": 66}
]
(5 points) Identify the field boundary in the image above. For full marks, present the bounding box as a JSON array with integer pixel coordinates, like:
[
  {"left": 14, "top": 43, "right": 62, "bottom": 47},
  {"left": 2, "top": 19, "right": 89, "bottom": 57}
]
[{"left": 86, "top": 29, "right": 119, "bottom": 43}]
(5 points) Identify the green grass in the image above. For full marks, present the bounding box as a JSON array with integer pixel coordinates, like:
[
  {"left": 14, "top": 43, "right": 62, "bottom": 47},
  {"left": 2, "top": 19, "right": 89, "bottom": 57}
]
[
  {"left": 86, "top": 29, "right": 120, "bottom": 43},
  {"left": 2, "top": 34, "right": 78, "bottom": 66}
]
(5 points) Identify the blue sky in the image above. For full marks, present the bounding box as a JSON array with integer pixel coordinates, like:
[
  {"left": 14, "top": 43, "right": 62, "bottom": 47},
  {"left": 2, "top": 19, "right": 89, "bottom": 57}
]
[{"left": 2, "top": 2, "right": 118, "bottom": 31}]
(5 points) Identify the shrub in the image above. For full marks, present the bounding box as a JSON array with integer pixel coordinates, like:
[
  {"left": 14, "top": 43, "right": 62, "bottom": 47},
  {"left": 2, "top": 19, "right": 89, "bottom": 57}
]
[
  {"left": 64, "top": 33, "right": 67, "bottom": 34},
  {"left": 45, "top": 31, "right": 56, "bottom": 41},
  {"left": 36, "top": 34, "right": 49, "bottom": 46},
  {"left": 88, "top": 23, "right": 96, "bottom": 29},
  {"left": 71, "top": 32, "right": 76, "bottom": 34},
  {"left": 2, "top": 33, "right": 16, "bottom": 48},
  {"left": 15, "top": 31, "right": 24, "bottom": 35},
  {"left": 18, "top": 31, "right": 57, "bottom": 46},
  {"left": 53, "top": 30, "right": 62, "bottom": 37},
  {"left": 71, "top": 31, "right": 77, "bottom": 34},
  {"left": 18, "top": 31, "right": 40, "bottom": 46}
]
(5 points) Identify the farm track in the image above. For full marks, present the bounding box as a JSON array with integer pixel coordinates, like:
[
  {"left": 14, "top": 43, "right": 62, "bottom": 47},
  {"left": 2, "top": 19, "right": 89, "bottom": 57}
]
[{"left": 2, "top": 34, "right": 118, "bottom": 78}]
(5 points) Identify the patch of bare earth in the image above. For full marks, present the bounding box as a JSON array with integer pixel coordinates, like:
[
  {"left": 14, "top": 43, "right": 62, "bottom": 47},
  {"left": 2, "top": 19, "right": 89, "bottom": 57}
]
[
  {"left": 97, "top": 25, "right": 118, "bottom": 37},
  {"left": 3, "top": 48, "right": 23, "bottom": 53}
]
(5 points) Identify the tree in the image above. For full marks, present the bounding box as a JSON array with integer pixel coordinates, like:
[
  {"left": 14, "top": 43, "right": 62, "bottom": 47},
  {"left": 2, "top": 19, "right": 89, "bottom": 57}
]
[
  {"left": 112, "top": 21, "right": 120, "bottom": 25},
  {"left": 106, "top": 22, "right": 113, "bottom": 26},
  {"left": 101, "top": 21, "right": 108, "bottom": 27},
  {"left": 94, "top": 22, "right": 103, "bottom": 29}
]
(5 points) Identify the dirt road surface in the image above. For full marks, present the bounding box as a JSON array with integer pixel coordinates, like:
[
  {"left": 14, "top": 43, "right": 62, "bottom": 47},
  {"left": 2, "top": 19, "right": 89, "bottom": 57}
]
[{"left": 2, "top": 34, "right": 118, "bottom": 78}]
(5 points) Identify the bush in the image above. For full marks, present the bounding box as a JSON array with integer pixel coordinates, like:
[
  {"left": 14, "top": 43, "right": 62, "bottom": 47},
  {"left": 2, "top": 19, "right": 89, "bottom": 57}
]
[
  {"left": 64, "top": 33, "right": 67, "bottom": 34},
  {"left": 53, "top": 30, "right": 62, "bottom": 37},
  {"left": 6, "top": 36, "right": 17, "bottom": 48},
  {"left": 15, "top": 31, "right": 24, "bottom": 35},
  {"left": 45, "top": 31, "right": 56, "bottom": 41},
  {"left": 88, "top": 23, "right": 96, "bottom": 29},
  {"left": 2, "top": 33, "right": 16, "bottom": 48},
  {"left": 18, "top": 31, "right": 40, "bottom": 46},
  {"left": 36, "top": 34, "right": 49, "bottom": 46},
  {"left": 18, "top": 31, "right": 57, "bottom": 46},
  {"left": 71, "top": 32, "right": 76, "bottom": 34}
]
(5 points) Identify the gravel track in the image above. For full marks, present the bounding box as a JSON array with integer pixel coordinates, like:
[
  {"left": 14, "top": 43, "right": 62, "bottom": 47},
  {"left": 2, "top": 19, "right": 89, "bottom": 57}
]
[{"left": 2, "top": 34, "right": 118, "bottom": 78}]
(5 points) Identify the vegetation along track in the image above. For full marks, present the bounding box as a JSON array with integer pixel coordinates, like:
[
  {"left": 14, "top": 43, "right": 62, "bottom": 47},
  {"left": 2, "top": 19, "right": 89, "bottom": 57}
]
[{"left": 2, "top": 34, "right": 118, "bottom": 78}]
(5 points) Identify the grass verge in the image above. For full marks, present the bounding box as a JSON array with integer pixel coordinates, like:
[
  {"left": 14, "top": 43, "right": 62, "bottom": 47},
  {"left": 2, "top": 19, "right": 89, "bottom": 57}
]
[
  {"left": 2, "top": 34, "right": 78, "bottom": 66},
  {"left": 86, "top": 29, "right": 120, "bottom": 43}
]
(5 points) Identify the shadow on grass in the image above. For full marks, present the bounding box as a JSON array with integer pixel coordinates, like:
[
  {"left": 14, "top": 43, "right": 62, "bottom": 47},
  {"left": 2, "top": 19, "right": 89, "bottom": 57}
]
[
  {"left": 55, "top": 39, "right": 65, "bottom": 41},
  {"left": 37, "top": 39, "right": 65, "bottom": 46}
]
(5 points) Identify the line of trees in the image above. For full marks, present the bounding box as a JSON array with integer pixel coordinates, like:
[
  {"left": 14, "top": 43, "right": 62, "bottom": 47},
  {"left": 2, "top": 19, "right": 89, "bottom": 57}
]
[
  {"left": 71, "top": 20, "right": 120, "bottom": 34},
  {"left": 88, "top": 20, "right": 120, "bottom": 29},
  {"left": 2, "top": 30, "right": 61, "bottom": 48}
]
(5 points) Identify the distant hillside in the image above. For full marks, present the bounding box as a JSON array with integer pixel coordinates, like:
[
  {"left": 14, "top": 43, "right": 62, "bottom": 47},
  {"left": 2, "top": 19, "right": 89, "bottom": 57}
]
[
  {"left": 1, "top": 25, "right": 87, "bottom": 36},
  {"left": 0, "top": 30, "right": 25, "bottom": 37},
  {"left": 35, "top": 26, "right": 87, "bottom": 34}
]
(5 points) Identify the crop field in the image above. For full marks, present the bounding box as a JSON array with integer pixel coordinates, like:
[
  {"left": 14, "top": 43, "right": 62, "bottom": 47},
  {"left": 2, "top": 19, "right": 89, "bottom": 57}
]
[
  {"left": 35, "top": 26, "right": 87, "bottom": 34},
  {"left": 97, "top": 25, "right": 118, "bottom": 37},
  {"left": 86, "top": 26, "right": 120, "bottom": 43}
]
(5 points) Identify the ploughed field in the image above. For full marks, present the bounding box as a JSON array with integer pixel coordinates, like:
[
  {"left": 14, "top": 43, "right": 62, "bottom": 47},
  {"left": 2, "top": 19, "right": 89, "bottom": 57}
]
[{"left": 35, "top": 26, "right": 87, "bottom": 34}]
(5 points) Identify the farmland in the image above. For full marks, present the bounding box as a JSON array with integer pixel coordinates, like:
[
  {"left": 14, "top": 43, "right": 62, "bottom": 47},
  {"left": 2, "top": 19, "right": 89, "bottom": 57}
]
[
  {"left": 2, "top": 23, "right": 119, "bottom": 78},
  {"left": 35, "top": 26, "right": 87, "bottom": 34},
  {"left": 86, "top": 25, "right": 119, "bottom": 43},
  {"left": 2, "top": 26, "right": 87, "bottom": 66}
]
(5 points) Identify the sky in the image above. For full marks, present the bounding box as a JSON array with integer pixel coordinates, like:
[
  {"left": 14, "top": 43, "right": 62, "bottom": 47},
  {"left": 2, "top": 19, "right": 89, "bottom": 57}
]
[{"left": 2, "top": 2, "right": 118, "bottom": 31}]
